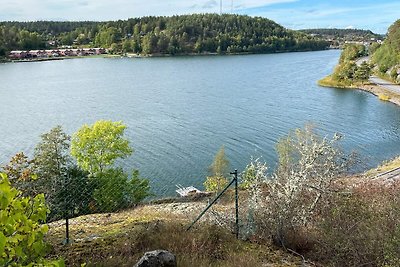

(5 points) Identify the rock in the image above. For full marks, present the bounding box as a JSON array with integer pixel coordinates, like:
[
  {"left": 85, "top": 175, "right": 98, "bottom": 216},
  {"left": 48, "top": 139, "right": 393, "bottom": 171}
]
[{"left": 134, "top": 250, "right": 176, "bottom": 267}]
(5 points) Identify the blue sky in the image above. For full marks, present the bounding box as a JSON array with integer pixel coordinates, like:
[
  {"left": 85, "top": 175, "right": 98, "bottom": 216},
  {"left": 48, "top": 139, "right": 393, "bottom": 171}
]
[{"left": 1, "top": 0, "right": 398, "bottom": 33}]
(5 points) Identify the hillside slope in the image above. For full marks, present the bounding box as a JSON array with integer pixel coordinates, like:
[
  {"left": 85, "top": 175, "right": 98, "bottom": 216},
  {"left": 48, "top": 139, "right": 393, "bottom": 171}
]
[{"left": 0, "top": 14, "right": 329, "bottom": 56}]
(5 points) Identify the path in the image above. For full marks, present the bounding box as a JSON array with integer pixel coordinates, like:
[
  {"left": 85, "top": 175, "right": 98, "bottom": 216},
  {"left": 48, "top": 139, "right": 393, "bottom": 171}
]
[
  {"left": 369, "top": 76, "right": 400, "bottom": 95},
  {"left": 373, "top": 167, "right": 400, "bottom": 183},
  {"left": 355, "top": 56, "right": 370, "bottom": 66},
  {"left": 354, "top": 56, "right": 400, "bottom": 96}
]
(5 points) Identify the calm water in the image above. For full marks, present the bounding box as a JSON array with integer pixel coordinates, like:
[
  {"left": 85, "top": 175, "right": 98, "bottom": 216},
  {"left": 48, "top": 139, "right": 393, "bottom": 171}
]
[{"left": 1, "top": 50, "right": 400, "bottom": 196}]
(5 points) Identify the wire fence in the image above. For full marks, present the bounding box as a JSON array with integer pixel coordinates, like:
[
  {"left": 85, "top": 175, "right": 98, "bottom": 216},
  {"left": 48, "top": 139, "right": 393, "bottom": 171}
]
[{"left": 43, "top": 169, "right": 245, "bottom": 245}]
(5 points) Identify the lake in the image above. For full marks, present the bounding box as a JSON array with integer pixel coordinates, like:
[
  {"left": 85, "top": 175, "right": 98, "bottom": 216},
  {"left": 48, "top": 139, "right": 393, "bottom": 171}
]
[{"left": 1, "top": 50, "right": 400, "bottom": 196}]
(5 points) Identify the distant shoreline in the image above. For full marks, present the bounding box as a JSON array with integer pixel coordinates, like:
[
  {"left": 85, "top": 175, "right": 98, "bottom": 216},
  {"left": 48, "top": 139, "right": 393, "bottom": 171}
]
[{"left": 2, "top": 48, "right": 333, "bottom": 63}]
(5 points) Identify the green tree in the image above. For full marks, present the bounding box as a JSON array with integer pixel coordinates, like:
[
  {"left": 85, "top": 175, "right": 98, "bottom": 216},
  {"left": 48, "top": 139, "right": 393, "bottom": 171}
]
[
  {"left": 91, "top": 168, "right": 150, "bottom": 212},
  {"left": 2, "top": 152, "right": 36, "bottom": 197},
  {"left": 71, "top": 120, "right": 133, "bottom": 174},
  {"left": 33, "top": 126, "right": 72, "bottom": 219},
  {"left": 208, "top": 145, "right": 229, "bottom": 177},
  {"left": 0, "top": 173, "right": 63, "bottom": 266},
  {"left": 34, "top": 126, "right": 71, "bottom": 193},
  {"left": 354, "top": 61, "right": 371, "bottom": 81},
  {"left": 204, "top": 146, "right": 229, "bottom": 192},
  {"left": 128, "top": 169, "right": 151, "bottom": 204}
]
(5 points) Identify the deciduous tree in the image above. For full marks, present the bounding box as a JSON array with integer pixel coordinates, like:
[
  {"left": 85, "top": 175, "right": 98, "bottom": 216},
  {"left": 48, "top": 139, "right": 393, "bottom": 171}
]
[{"left": 71, "top": 120, "right": 133, "bottom": 174}]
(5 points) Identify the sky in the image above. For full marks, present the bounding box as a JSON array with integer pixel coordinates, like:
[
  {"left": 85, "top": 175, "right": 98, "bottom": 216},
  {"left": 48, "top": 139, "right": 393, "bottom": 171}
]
[{"left": 0, "top": 0, "right": 399, "bottom": 34}]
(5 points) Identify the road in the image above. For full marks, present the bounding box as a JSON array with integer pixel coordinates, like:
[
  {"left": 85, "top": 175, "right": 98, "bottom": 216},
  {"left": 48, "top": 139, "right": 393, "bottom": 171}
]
[
  {"left": 355, "top": 56, "right": 370, "bottom": 66},
  {"left": 373, "top": 167, "right": 400, "bottom": 183},
  {"left": 369, "top": 76, "right": 400, "bottom": 95},
  {"left": 354, "top": 56, "right": 400, "bottom": 95}
]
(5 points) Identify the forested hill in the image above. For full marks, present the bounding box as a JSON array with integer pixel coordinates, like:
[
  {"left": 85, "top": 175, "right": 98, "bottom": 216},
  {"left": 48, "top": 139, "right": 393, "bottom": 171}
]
[
  {"left": 372, "top": 19, "right": 400, "bottom": 82},
  {"left": 299, "top": 28, "right": 382, "bottom": 46},
  {"left": 0, "top": 14, "right": 329, "bottom": 56},
  {"left": 300, "top": 28, "right": 380, "bottom": 38}
]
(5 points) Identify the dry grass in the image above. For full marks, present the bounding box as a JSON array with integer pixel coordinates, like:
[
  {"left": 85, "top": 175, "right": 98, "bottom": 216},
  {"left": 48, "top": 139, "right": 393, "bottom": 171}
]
[
  {"left": 45, "top": 203, "right": 302, "bottom": 267},
  {"left": 365, "top": 156, "right": 400, "bottom": 177},
  {"left": 317, "top": 76, "right": 352, "bottom": 88},
  {"left": 378, "top": 94, "right": 391, "bottom": 101}
]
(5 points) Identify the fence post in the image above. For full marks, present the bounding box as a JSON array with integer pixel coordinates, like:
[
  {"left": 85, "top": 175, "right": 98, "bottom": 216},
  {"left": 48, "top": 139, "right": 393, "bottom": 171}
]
[
  {"left": 63, "top": 173, "right": 70, "bottom": 245},
  {"left": 230, "top": 169, "right": 239, "bottom": 239}
]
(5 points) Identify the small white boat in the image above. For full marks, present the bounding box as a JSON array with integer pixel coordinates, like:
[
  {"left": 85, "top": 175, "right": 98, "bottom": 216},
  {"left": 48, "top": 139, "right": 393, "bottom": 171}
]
[{"left": 175, "top": 184, "right": 202, "bottom": 197}]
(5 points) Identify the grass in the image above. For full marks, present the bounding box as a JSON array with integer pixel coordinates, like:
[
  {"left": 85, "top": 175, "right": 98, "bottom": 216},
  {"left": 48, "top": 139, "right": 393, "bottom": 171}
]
[
  {"left": 378, "top": 94, "right": 391, "bottom": 101},
  {"left": 366, "top": 156, "right": 400, "bottom": 177},
  {"left": 317, "top": 75, "right": 361, "bottom": 89},
  {"left": 45, "top": 204, "right": 301, "bottom": 266}
]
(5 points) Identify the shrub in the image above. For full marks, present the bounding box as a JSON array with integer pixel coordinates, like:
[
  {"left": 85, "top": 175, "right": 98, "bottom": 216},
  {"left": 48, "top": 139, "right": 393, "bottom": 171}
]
[
  {"left": 315, "top": 182, "right": 400, "bottom": 266},
  {"left": 204, "top": 175, "right": 228, "bottom": 192},
  {"left": 0, "top": 173, "right": 63, "bottom": 266},
  {"left": 245, "top": 126, "right": 353, "bottom": 251},
  {"left": 92, "top": 168, "right": 150, "bottom": 212}
]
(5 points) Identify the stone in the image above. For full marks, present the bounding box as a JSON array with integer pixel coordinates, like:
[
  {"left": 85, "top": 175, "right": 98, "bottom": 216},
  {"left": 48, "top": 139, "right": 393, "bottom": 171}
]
[{"left": 134, "top": 250, "right": 176, "bottom": 267}]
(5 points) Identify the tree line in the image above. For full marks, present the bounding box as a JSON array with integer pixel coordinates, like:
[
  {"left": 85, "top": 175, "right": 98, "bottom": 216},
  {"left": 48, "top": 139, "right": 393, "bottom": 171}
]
[
  {"left": 1, "top": 120, "right": 150, "bottom": 222},
  {"left": 372, "top": 19, "right": 400, "bottom": 83},
  {"left": 0, "top": 14, "right": 330, "bottom": 57}
]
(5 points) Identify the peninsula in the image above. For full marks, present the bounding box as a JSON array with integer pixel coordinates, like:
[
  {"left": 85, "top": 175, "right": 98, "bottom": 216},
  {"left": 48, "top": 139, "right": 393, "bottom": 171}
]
[{"left": 318, "top": 19, "right": 400, "bottom": 106}]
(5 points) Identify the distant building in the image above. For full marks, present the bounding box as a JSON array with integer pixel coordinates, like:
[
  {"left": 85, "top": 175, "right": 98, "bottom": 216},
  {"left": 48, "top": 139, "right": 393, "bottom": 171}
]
[
  {"left": 8, "top": 48, "right": 106, "bottom": 59},
  {"left": 9, "top": 51, "right": 27, "bottom": 59}
]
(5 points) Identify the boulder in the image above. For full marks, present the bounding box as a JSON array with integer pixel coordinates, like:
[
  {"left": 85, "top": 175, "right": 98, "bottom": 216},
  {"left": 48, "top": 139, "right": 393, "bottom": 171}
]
[{"left": 134, "top": 250, "right": 176, "bottom": 267}]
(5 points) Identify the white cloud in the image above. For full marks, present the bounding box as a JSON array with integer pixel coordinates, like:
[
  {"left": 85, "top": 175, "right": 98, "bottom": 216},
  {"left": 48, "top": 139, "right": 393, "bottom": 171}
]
[
  {"left": 345, "top": 25, "right": 355, "bottom": 29},
  {"left": 0, "top": 0, "right": 299, "bottom": 21}
]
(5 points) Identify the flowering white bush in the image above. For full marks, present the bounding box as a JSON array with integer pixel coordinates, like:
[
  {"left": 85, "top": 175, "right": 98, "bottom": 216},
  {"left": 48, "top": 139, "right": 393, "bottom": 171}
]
[{"left": 244, "top": 125, "right": 354, "bottom": 247}]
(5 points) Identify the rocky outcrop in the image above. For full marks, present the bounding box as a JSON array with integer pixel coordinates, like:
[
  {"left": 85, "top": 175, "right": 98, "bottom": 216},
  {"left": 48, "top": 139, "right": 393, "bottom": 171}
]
[{"left": 134, "top": 250, "right": 176, "bottom": 267}]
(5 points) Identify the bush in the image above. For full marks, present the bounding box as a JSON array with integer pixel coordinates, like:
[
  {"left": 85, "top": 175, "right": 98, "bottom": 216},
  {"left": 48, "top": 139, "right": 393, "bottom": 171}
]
[
  {"left": 245, "top": 126, "right": 353, "bottom": 250},
  {"left": 204, "top": 175, "right": 228, "bottom": 192},
  {"left": 0, "top": 173, "right": 63, "bottom": 266},
  {"left": 92, "top": 168, "right": 150, "bottom": 212},
  {"left": 315, "top": 182, "right": 400, "bottom": 266}
]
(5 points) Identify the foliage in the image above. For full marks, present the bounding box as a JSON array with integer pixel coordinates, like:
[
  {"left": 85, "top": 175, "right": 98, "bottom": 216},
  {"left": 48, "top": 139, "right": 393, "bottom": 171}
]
[
  {"left": 246, "top": 125, "right": 353, "bottom": 249},
  {"left": 204, "top": 146, "right": 230, "bottom": 192},
  {"left": 0, "top": 14, "right": 329, "bottom": 56},
  {"left": 1, "top": 152, "right": 37, "bottom": 197},
  {"left": 300, "top": 28, "right": 381, "bottom": 40},
  {"left": 204, "top": 175, "right": 229, "bottom": 192},
  {"left": 34, "top": 126, "right": 71, "bottom": 200},
  {"left": 209, "top": 146, "right": 229, "bottom": 177},
  {"left": 315, "top": 182, "right": 400, "bottom": 267},
  {"left": 0, "top": 173, "right": 63, "bottom": 266},
  {"left": 71, "top": 120, "right": 133, "bottom": 174},
  {"left": 91, "top": 168, "right": 150, "bottom": 212},
  {"left": 241, "top": 158, "right": 268, "bottom": 189},
  {"left": 128, "top": 169, "right": 152, "bottom": 204},
  {"left": 339, "top": 43, "right": 367, "bottom": 63},
  {"left": 354, "top": 61, "right": 372, "bottom": 81},
  {"left": 34, "top": 126, "right": 71, "bottom": 183},
  {"left": 325, "top": 44, "right": 371, "bottom": 85},
  {"left": 372, "top": 19, "right": 400, "bottom": 81},
  {"left": 51, "top": 166, "right": 93, "bottom": 220}
]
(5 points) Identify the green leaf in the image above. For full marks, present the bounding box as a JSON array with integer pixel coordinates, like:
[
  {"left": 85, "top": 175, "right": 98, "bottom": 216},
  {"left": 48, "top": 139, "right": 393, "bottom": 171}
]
[{"left": 0, "top": 232, "right": 6, "bottom": 255}]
